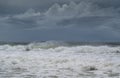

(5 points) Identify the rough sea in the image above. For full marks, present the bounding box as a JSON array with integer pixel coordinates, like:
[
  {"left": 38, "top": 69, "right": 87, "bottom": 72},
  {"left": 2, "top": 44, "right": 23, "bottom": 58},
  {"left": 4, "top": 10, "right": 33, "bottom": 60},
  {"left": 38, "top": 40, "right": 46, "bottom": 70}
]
[{"left": 0, "top": 41, "right": 120, "bottom": 78}]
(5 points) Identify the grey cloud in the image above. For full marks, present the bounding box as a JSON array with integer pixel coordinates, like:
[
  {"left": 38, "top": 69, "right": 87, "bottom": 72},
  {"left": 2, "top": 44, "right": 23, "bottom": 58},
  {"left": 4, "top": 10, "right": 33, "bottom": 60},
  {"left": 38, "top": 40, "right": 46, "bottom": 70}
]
[
  {"left": 0, "top": 1, "right": 120, "bottom": 41},
  {"left": 92, "top": 0, "right": 120, "bottom": 8},
  {"left": 0, "top": 0, "right": 78, "bottom": 15},
  {"left": 0, "top": 27, "right": 119, "bottom": 42},
  {"left": 0, "top": 0, "right": 120, "bottom": 15},
  {"left": 57, "top": 16, "right": 112, "bottom": 28},
  {"left": 0, "top": 9, "right": 42, "bottom": 30},
  {"left": 100, "top": 18, "right": 120, "bottom": 31},
  {"left": 0, "top": 1, "right": 120, "bottom": 30},
  {"left": 45, "top": 1, "right": 119, "bottom": 18}
]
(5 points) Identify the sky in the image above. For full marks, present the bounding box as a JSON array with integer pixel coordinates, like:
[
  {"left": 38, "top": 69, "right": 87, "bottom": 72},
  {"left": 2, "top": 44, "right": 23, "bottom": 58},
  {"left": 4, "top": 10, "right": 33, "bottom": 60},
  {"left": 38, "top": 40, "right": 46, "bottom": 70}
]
[{"left": 0, "top": 0, "right": 120, "bottom": 42}]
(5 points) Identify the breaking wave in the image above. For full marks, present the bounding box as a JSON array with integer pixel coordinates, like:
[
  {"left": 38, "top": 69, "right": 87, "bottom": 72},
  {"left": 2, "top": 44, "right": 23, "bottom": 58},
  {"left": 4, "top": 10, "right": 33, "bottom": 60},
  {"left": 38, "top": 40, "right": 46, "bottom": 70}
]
[
  {"left": 0, "top": 41, "right": 120, "bottom": 78},
  {"left": 0, "top": 41, "right": 120, "bottom": 53}
]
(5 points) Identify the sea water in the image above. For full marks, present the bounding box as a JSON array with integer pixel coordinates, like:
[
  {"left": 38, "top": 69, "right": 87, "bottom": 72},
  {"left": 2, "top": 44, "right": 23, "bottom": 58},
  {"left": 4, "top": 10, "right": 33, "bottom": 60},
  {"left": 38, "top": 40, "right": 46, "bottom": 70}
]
[{"left": 0, "top": 41, "right": 120, "bottom": 78}]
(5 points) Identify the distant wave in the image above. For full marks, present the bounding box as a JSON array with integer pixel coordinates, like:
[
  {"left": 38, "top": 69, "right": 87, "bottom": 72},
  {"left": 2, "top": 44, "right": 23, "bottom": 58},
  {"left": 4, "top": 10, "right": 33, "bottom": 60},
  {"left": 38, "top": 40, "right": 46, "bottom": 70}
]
[{"left": 0, "top": 41, "right": 120, "bottom": 53}]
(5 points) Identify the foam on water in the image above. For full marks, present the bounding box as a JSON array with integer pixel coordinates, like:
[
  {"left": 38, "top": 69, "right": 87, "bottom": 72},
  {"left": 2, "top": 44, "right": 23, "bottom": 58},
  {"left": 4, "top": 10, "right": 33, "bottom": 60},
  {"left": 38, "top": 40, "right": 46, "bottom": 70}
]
[{"left": 0, "top": 41, "right": 120, "bottom": 78}]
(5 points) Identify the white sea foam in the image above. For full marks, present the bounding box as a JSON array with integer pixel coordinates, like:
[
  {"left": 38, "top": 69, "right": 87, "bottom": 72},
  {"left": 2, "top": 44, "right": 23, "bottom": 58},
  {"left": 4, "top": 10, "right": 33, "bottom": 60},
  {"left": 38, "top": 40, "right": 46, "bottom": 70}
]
[{"left": 0, "top": 41, "right": 120, "bottom": 78}]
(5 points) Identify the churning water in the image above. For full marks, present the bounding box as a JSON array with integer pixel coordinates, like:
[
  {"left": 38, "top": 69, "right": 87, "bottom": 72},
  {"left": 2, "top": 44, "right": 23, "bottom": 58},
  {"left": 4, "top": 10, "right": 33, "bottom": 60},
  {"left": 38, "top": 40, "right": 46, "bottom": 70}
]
[{"left": 0, "top": 41, "right": 120, "bottom": 78}]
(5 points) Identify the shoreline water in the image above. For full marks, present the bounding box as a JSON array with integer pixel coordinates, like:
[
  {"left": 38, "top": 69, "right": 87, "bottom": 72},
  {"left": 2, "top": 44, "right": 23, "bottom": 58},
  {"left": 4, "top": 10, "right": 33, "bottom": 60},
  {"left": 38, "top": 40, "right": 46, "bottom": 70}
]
[{"left": 0, "top": 41, "right": 120, "bottom": 78}]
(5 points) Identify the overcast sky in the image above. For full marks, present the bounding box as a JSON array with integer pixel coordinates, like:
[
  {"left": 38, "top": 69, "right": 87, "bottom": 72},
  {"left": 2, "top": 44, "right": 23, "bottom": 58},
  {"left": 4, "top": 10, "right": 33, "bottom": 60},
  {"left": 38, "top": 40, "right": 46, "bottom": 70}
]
[{"left": 0, "top": 0, "right": 120, "bottom": 42}]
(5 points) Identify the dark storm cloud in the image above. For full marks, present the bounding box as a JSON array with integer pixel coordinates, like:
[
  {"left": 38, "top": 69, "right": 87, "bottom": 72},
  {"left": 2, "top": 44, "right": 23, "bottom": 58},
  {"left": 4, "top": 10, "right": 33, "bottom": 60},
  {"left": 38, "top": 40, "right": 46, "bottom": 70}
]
[
  {"left": 0, "top": 1, "right": 119, "bottom": 29},
  {"left": 0, "top": 0, "right": 120, "bottom": 14},
  {"left": 0, "top": 0, "right": 120, "bottom": 41},
  {"left": 0, "top": 0, "right": 79, "bottom": 15},
  {"left": 92, "top": 0, "right": 120, "bottom": 8},
  {"left": 57, "top": 16, "right": 112, "bottom": 28}
]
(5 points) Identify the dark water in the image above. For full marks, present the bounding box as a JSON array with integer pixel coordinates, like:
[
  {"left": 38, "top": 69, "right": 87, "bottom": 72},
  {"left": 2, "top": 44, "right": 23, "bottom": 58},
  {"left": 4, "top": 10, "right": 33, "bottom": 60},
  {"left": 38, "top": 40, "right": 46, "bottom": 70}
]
[{"left": 0, "top": 41, "right": 120, "bottom": 46}]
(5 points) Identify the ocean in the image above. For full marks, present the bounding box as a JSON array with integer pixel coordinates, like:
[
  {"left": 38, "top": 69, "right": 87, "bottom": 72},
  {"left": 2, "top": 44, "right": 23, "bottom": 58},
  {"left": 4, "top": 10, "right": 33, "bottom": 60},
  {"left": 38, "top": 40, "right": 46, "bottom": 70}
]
[{"left": 0, "top": 41, "right": 120, "bottom": 78}]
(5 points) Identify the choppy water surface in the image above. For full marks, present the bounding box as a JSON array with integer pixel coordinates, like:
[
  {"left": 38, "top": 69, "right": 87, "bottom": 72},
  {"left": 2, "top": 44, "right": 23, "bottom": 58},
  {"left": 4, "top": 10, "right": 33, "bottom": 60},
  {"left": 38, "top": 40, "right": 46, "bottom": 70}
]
[{"left": 0, "top": 41, "right": 120, "bottom": 78}]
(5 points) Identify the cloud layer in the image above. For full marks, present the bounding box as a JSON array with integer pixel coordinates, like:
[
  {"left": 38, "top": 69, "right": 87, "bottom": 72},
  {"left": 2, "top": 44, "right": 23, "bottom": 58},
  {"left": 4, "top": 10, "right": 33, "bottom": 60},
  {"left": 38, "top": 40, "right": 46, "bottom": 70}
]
[
  {"left": 0, "top": 1, "right": 120, "bottom": 29},
  {"left": 0, "top": 0, "right": 120, "bottom": 41}
]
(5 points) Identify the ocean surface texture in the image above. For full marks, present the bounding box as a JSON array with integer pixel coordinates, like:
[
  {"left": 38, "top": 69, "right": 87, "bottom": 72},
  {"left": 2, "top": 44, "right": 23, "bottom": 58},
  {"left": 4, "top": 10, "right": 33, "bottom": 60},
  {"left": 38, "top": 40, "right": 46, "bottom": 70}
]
[{"left": 0, "top": 41, "right": 120, "bottom": 78}]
